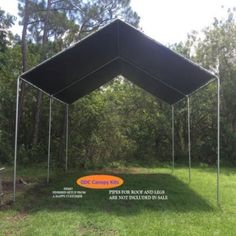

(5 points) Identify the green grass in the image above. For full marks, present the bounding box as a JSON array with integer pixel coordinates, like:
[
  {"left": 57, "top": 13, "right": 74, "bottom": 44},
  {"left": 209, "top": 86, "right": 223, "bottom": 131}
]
[{"left": 0, "top": 165, "right": 236, "bottom": 236}]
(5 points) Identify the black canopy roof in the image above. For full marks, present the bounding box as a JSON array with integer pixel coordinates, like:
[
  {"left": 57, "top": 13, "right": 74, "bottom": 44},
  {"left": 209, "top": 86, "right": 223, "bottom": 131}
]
[{"left": 21, "top": 19, "right": 216, "bottom": 105}]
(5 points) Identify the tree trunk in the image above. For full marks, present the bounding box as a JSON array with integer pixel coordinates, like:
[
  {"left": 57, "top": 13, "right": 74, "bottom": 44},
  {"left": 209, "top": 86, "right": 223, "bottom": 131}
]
[
  {"left": 58, "top": 106, "right": 67, "bottom": 168},
  {"left": 32, "top": 90, "right": 43, "bottom": 145},
  {"left": 19, "top": 0, "right": 30, "bottom": 131},
  {"left": 21, "top": 0, "right": 29, "bottom": 73},
  {"left": 32, "top": 0, "right": 52, "bottom": 146}
]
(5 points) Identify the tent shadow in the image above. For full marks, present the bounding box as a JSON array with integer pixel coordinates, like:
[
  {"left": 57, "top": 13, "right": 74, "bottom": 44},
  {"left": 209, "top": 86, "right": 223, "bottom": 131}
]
[{"left": 14, "top": 172, "right": 214, "bottom": 215}]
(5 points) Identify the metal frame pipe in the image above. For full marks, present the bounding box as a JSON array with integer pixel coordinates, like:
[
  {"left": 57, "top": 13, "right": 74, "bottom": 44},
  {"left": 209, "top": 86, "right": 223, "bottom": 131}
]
[
  {"left": 172, "top": 105, "right": 175, "bottom": 172},
  {"left": 47, "top": 97, "right": 52, "bottom": 183},
  {"left": 217, "top": 77, "right": 220, "bottom": 206},
  {"left": 65, "top": 104, "right": 69, "bottom": 171},
  {"left": 187, "top": 96, "right": 191, "bottom": 182},
  {"left": 13, "top": 77, "right": 20, "bottom": 202}
]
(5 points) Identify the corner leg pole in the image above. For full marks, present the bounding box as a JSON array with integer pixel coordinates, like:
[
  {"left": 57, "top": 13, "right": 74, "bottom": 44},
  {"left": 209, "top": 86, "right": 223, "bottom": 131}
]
[
  {"left": 47, "top": 97, "right": 52, "bottom": 183},
  {"left": 217, "top": 77, "right": 220, "bottom": 206},
  {"left": 13, "top": 77, "right": 20, "bottom": 202},
  {"left": 187, "top": 96, "right": 191, "bottom": 182},
  {"left": 172, "top": 105, "right": 175, "bottom": 172},
  {"left": 65, "top": 104, "right": 69, "bottom": 171}
]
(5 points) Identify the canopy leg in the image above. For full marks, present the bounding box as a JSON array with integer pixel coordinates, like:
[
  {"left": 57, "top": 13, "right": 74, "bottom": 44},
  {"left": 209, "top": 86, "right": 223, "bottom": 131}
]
[
  {"left": 65, "top": 104, "right": 69, "bottom": 171},
  {"left": 172, "top": 105, "right": 175, "bottom": 172},
  {"left": 217, "top": 77, "right": 220, "bottom": 206},
  {"left": 47, "top": 98, "right": 52, "bottom": 183},
  {"left": 13, "top": 77, "right": 20, "bottom": 202},
  {"left": 187, "top": 96, "right": 191, "bottom": 182}
]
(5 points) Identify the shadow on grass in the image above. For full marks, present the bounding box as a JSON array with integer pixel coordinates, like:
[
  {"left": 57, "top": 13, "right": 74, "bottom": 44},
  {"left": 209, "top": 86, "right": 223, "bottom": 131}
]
[{"left": 13, "top": 171, "right": 214, "bottom": 215}]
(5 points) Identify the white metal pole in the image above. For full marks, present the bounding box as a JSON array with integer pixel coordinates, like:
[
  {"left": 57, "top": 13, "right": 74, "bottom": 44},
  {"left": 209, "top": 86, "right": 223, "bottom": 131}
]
[
  {"left": 13, "top": 77, "right": 20, "bottom": 202},
  {"left": 47, "top": 97, "right": 52, "bottom": 183},
  {"left": 217, "top": 77, "right": 220, "bottom": 206},
  {"left": 187, "top": 96, "right": 191, "bottom": 182},
  {"left": 65, "top": 104, "right": 69, "bottom": 171},
  {"left": 172, "top": 105, "right": 175, "bottom": 172}
]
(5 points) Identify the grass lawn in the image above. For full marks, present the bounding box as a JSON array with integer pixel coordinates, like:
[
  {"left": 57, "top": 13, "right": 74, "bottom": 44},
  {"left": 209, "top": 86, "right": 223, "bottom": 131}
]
[{"left": 0, "top": 165, "right": 236, "bottom": 236}]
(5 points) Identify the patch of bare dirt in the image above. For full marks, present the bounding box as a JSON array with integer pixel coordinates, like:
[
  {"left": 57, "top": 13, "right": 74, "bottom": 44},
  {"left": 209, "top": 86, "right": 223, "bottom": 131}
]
[
  {"left": 5, "top": 212, "right": 28, "bottom": 223},
  {"left": 97, "top": 167, "right": 147, "bottom": 174},
  {"left": 1, "top": 179, "right": 35, "bottom": 207},
  {"left": 76, "top": 224, "right": 118, "bottom": 236},
  {"left": 2, "top": 212, "right": 28, "bottom": 236},
  {"left": 2, "top": 181, "right": 25, "bottom": 193},
  {"left": 2, "top": 178, "right": 36, "bottom": 192},
  {"left": 0, "top": 200, "right": 13, "bottom": 210}
]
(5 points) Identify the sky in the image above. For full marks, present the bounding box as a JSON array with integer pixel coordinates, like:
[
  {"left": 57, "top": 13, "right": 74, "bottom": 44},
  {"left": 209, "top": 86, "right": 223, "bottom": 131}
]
[{"left": 1, "top": 0, "right": 236, "bottom": 44}]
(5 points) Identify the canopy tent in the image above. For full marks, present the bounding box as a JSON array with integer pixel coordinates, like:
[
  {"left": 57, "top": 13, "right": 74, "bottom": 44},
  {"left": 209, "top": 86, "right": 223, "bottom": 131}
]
[{"left": 14, "top": 19, "right": 220, "bottom": 205}]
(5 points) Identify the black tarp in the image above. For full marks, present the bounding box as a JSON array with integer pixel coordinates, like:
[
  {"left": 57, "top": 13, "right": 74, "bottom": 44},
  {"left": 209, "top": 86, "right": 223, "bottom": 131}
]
[{"left": 21, "top": 19, "right": 216, "bottom": 104}]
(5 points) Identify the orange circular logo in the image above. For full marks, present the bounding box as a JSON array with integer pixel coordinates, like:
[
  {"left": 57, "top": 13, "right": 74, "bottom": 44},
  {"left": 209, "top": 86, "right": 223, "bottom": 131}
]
[{"left": 76, "top": 175, "right": 124, "bottom": 189}]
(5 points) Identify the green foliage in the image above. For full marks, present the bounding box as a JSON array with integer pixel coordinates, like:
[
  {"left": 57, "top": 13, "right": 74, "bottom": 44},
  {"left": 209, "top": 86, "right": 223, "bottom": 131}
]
[
  {"left": 0, "top": 43, "right": 21, "bottom": 163},
  {"left": 66, "top": 77, "right": 172, "bottom": 168},
  {"left": 171, "top": 8, "right": 236, "bottom": 165},
  {"left": 0, "top": 8, "right": 16, "bottom": 52},
  {"left": 1, "top": 5, "right": 236, "bottom": 168}
]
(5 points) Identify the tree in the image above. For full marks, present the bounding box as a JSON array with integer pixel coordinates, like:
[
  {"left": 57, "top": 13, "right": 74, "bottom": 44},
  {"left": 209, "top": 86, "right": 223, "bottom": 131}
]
[
  {"left": 195, "top": 8, "right": 236, "bottom": 163},
  {"left": 0, "top": 8, "right": 16, "bottom": 53},
  {"left": 0, "top": 10, "right": 20, "bottom": 163},
  {"left": 170, "top": 8, "right": 236, "bottom": 164},
  {"left": 16, "top": 0, "right": 30, "bottom": 133},
  {"left": 15, "top": 0, "right": 140, "bottom": 167}
]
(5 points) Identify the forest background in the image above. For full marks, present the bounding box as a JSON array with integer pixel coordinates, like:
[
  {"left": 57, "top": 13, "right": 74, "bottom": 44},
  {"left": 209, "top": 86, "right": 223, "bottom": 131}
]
[{"left": 1, "top": 0, "right": 236, "bottom": 169}]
